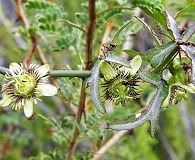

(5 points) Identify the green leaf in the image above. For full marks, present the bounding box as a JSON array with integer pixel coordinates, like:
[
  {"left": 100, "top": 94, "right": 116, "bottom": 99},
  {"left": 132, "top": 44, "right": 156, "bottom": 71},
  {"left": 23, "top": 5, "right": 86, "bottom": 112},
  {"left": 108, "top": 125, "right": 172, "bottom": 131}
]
[
  {"left": 85, "top": 60, "right": 106, "bottom": 114},
  {"left": 109, "top": 72, "right": 169, "bottom": 138},
  {"left": 123, "top": 49, "right": 144, "bottom": 57},
  {"left": 75, "top": 12, "right": 88, "bottom": 26},
  {"left": 50, "top": 34, "right": 75, "bottom": 52},
  {"left": 97, "top": 8, "right": 123, "bottom": 26},
  {"left": 131, "top": 0, "right": 164, "bottom": 11},
  {"left": 25, "top": 0, "right": 53, "bottom": 10},
  {"left": 127, "top": 18, "right": 143, "bottom": 35},
  {"left": 141, "top": 9, "right": 176, "bottom": 39},
  {"left": 38, "top": 24, "right": 46, "bottom": 30},
  {"left": 174, "top": 5, "right": 195, "bottom": 19},
  {"left": 104, "top": 52, "right": 131, "bottom": 68},
  {"left": 145, "top": 41, "right": 177, "bottom": 68},
  {"left": 111, "top": 21, "right": 132, "bottom": 43},
  {"left": 138, "top": 71, "right": 161, "bottom": 86},
  {"left": 164, "top": 11, "right": 180, "bottom": 40},
  {"left": 37, "top": 16, "right": 47, "bottom": 23}
]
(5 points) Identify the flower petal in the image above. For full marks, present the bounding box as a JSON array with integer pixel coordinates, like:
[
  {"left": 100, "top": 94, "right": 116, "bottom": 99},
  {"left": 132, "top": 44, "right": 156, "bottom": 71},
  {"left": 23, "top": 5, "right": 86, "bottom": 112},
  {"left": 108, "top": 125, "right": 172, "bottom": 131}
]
[
  {"left": 0, "top": 95, "right": 12, "bottom": 107},
  {"left": 23, "top": 99, "right": 34, "bottom": 118},
  {"left": 35, "top": 64, "right": 50, "bottom": 78},
  {"left": 9, "top": 63, "right": 22, "bottom": 75},
  {"left": 37, "top": 84, "right": 57, "bottom": 96},
  {"left": 130, "top": 55, "right": 142, "bottom": 75}
]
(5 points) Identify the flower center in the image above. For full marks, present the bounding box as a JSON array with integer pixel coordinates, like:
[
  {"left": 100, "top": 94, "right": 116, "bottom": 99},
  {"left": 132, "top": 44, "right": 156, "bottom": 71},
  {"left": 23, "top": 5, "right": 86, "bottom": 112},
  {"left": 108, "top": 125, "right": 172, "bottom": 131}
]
[{"left": 14, "top": 73, "right": 36, "bottom": 97}]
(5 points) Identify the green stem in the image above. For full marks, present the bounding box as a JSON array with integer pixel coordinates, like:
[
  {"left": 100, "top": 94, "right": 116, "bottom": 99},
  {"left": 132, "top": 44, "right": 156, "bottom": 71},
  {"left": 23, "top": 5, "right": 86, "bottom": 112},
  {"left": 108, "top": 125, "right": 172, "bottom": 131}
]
[
  {"left": 0, "top": 66, "right": 91, "bottom": 78},
  {"left": 49, "top": 70, "right": 91, "bottom": 78},
  {"left": 59, "top": 19, "right": 86, "bottom": 32}
]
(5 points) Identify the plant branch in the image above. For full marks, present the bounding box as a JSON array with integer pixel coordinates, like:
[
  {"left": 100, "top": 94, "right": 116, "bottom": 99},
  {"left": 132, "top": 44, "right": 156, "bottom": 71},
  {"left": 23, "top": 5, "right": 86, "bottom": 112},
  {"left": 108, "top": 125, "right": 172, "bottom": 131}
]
[
  {"left": 15, "top": 0, "right": 47, "bottom": 65},
  {"left": 85, "top": 0, "right": 96, "bottom": 70},
  {"left": 65, "top": 80, "right": 87, "bottom": 160},
  {"left": 15, "top": 0, "right": 29, "bottom": 27},
  {"left": 66, "top": 1, "right": 96, "bottom": 159},
  {"left": 92, "top": 130, "right": 128, "bottom": 160},
  {"left": 22, "top": 36, "right": 37, "bottom": 64}
]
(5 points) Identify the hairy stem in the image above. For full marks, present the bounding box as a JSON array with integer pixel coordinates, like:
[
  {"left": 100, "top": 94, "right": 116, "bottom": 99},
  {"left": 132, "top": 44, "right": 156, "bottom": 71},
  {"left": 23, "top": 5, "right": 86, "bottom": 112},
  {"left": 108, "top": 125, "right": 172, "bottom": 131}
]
[
  {"left": 49, "top": 70, "right": 91, "bottom": 77},
  {"left": 0, "top": 66, "right": 91, "bottom": 78}
]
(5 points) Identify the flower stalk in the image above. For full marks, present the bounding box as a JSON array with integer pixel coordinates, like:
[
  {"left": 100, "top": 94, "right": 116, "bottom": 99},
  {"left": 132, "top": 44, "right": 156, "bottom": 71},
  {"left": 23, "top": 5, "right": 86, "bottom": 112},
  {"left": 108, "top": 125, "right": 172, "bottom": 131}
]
[{"left": 0, "top": 66, "right": 91, "bottom": 78}]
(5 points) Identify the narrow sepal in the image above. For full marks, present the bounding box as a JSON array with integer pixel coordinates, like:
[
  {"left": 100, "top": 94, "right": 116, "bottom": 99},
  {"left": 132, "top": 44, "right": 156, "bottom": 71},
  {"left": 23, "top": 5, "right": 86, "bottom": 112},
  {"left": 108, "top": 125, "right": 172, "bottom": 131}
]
[{"left": 85, "top": 60, "right": 106, "bottom": 113}]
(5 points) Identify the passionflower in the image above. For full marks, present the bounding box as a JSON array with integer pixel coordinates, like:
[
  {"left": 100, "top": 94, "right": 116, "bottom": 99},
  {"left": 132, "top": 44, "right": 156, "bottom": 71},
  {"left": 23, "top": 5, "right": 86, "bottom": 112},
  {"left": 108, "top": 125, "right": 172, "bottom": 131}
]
[
  {"left": 99, "top": 55, "right": 150, "bottom": 105},
  {"left": 163, "top": 56, "right": 195, "bottom": 107},
  {"left": 0, "top": 63, "right": 57, "bottom": 118}
]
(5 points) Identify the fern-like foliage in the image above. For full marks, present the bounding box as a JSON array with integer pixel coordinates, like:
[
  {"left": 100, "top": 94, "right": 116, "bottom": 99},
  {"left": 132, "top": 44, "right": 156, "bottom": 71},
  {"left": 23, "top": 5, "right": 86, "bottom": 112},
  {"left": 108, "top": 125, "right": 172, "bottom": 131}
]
[
  {"left": 130, "top": 0, "right": 164, "bottom": 11},
  {"left": 25, "top": 0, "right": 57, "bottom": 10},
  {"left": 25, "top": 0, "right": 78, "bottom": 52},
  {"left": 96, "top": 8, "right": 124, "bottom": 28}
]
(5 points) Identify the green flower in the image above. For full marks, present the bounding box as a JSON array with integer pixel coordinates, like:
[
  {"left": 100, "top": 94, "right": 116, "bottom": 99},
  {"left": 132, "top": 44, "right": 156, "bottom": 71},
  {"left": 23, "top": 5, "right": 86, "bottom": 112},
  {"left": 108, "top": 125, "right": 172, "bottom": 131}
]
[
  {"left": 99, "top": 55, "right": 150, "bottom": 105},
  {"left": 0, "top": 63, "right": 57, "bottom": 118}
]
